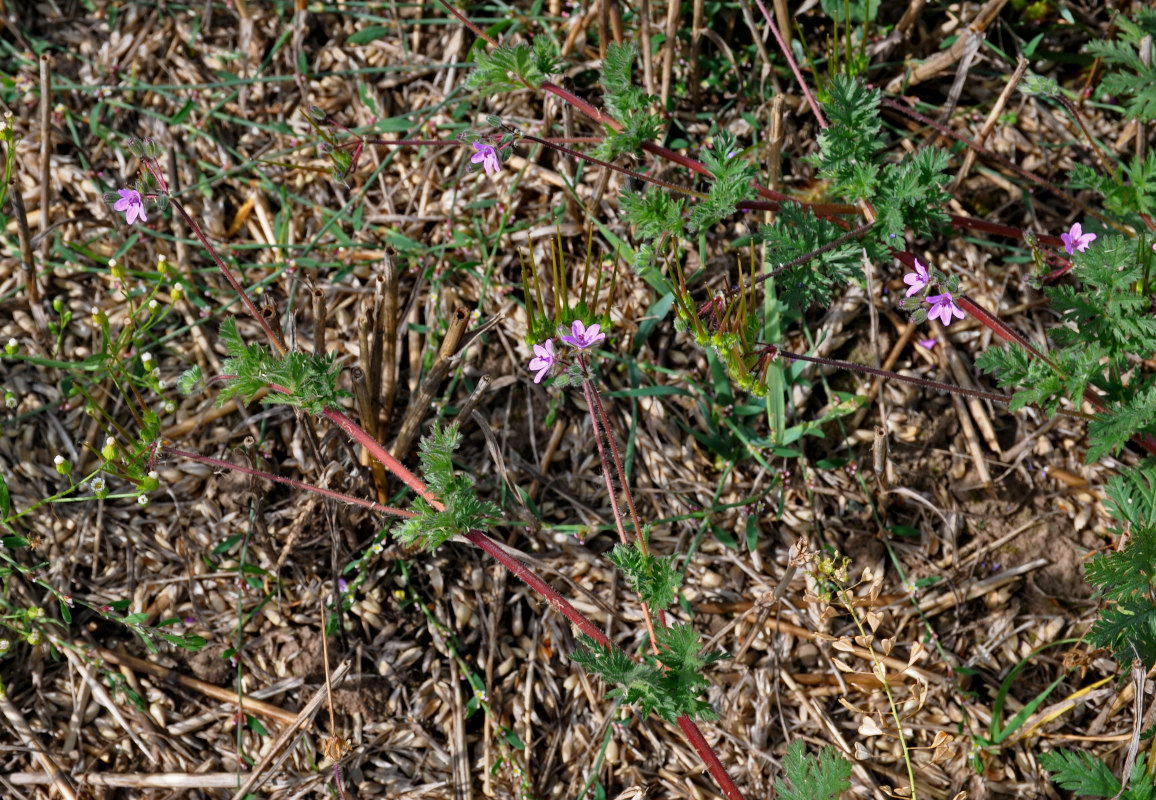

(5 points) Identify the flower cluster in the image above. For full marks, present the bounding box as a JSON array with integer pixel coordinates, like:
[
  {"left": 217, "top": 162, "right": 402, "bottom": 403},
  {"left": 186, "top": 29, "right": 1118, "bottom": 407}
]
[
  {"left": 525, "top": 320, "right": 608, "bottom": 384},
  {"left": 901, "top": 258, "right": 965, "bottom": 328}
]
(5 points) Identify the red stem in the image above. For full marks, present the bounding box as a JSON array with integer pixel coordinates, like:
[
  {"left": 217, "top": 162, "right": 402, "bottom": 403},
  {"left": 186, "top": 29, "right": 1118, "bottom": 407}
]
[
  {"left": 464, "top": 529, "right": 609, "bottom": 645},
  {"left": 167, "top": 198, "right": 286, "bottom": 354},
  {"left": 677, "top": 715, "right": 746, "bottom": 800},
  {"left": 750, "top": 0, "right": 827, "bottom": 129},
  {"left": 162, "top": 445, "right": 415, "bottom": 518},
  {"left": 464, "top": 527, "right": 745, "bottom": 800},
  {"left": 322, "top": 407, "right": 444, "bottom": 510}
]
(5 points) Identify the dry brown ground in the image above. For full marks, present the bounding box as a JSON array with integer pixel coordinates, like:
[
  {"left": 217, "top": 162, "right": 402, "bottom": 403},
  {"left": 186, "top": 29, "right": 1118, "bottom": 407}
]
[{"left": 0, "top": 2, "right": 1143, "bottom": 799}]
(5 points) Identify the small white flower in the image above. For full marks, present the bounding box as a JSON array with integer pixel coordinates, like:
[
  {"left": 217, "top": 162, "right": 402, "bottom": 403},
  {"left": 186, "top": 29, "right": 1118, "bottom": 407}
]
[
  {"left": 151, "top": 368, "right": 160, "bottom": 379},
  {"left": 91, "top": 476, "right": 107, "bottom": 494},
  {"left": 164, "top": 400, "right": 176, "bottom": 413},
  {"left": 4, "top": 393, "right": 16, "bottom": 409},
  {"left": 137, "top": 495, "right": 149, "bottom": 506},
  {"left": 157, "top": 379, "right": 167, "bottom": 390},
  {"left": 148, "top": 299, "right": 158, "bottom": 311}
]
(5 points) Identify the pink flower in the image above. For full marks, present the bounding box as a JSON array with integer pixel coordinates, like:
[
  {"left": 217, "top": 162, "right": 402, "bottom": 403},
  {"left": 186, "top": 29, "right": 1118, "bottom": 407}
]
[
  {"left": 1060, "top": 222, "right": 1096, "bottom": 255},
  {"left": 114, "top": 188, "right": 147, "bottom": 225},
  {"left": 470, "top": 141, "right": 501, "bottom": 176},
  {"left": 917, "top": 338, "right": 937, "bottom": 350},
  {"left": 528, "top": 339, "right": 555, "bottom": 383},
  {"left": 926, "top": 292, "right": 965, "bottom": 326},
  {"left": 559, "top": 319, "right": 607, "bottom": 350},
  {"left": 903, "top": 259, "right": 930, "bottom": 297}
]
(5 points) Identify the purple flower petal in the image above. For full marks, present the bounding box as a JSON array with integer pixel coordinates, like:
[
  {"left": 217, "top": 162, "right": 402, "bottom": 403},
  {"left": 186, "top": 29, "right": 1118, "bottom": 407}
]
[
  {"left": 114, "top": 188, "right": 146, "bottom": 226},
  {"left": 902, "top": 258, "right": 930, "bottom": 297},
  {"left": 1061, "top": 222, "right": 1096, "bottom": 255},
  {"left": 527, "top": 339, "right": 555, "bottom": 383},
  {"left": 471, "top": 141, "right": 501, "bottom": 176},
  {"left": 926, "top": 292, "right": 965, "bottom": 327}
]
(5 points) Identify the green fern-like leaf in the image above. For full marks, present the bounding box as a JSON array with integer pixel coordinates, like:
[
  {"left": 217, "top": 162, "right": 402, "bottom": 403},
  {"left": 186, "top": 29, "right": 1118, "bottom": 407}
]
[
  {"left": 810, "top": 75, "right": 883, "bottom": 200},
  {"left": 773, "top": 740, "right": 853, "bottom": 800},
  {"left": 216, "top": 317, "right": 348, "bottom": 415},
  {"left": 871, "top": 146, "right": 953, "bottom": 247},
  {"left": 570, "top": 623, "right": 727, "bottom": 724},
  {"left": 391, "top": 423, "right": 500, "bottom": 551},
  {"left": 607, "top": 541, "right": 682, "bottom": 610},
  {"left": 594, "top": 42, "right": 664, "bottom": 159},
  {"left": 620, "top": 185, "right": 686, "bottom": 241},
  {"left": 1105, "top": 461, "right": 1156, "bottom": 532},
  {"left": 975, "top": 343, "right": 1067, "bottom": 415},
  {"left": 569, "top": 636, "right": 672, "bottom": 720},
  {"left": 686, "top": 131, "right": 757, "bottom": 234},
  {"left": 1086, "top": 382, "right": 1156, "bottom": 462},
  {"left": 466, "top": 41, "right": 557, "bottom": 92},
  {"left": 758, "top": 203, "right": 861, "bottom": 310},
  {"left": 1086, "top": 11, "right": 1156, "bottom": 123},
  {"left": 1038, "top": 749, "right": 1123, "bottom": 797}
]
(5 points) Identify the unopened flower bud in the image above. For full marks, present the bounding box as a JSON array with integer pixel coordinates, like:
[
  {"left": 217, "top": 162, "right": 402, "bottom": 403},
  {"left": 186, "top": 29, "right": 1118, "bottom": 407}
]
[
  {"left": 26, "top": 630, "right": 42, "bottom": 646},
  {"left": 101, "top": 437, "right": 119, "bottom": 462},
  {"left": 109, "top": 258, "right": 126, "bottom": 280},
  {"left": 141, "top": 352, "right": 153, "bottom": 364},
  {"left": 91, "top": 307, "right": 108, "bottom": 326},
  {"left": 139, "top": 471, "right": 159, "bottom": 492},
  {"left": 171, "top": 283, "right": 184, "bottom": 302},
  {"left": 26, "top": 607, "right": 43, "bottom": 620},
  {"left": 52, "top": 296, "right": 65, "bottom": 313},
  {"left": 0, "top": 638, "right": 9, "bottom": 655},
  {"left": 54, "top": 454, "right": 71, "bottom": 476},
  {"left": 157, "top": 254, "right": 168, "bottom": 274},
  {"left": 4, "top": 338, "right": 17, "bottom": 356}
]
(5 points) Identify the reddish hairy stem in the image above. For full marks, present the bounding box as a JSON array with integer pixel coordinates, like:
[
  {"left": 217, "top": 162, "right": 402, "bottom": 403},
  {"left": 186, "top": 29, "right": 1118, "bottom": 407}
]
[
  {"left": 582, "top": 363, "right": 670, "bottom": 637},
  {"left": 880, "top": 97, "right": 1127, "bottom": 235},
  {"left": 677, "top": 715, "right": 746, "bottom": 800},
  {"left": 750, "top": 0, "right": 827, "bottom": 129},
  {"left": 948, "top": 214, "right": 1067, "bottom": 249},
  {"left": 522, "top": 134, "right": 707, "bottom": 199},
  {"left": 167, "top": 198, "right": 286, "bottom": 354},
  {"left": 578, "top": 363, "right": 663, "bottom": 654},
  {"left": 464, "top": 529, "right": 609, "bottom": 645},
  {"left": 463, "top": 527, "right": 745, "bottom": 800},
  {"left": 321, "top": 407, "right": 444, "bottom": 510},
  {"left": 162, "top": 446, "right": 415, "bottom": 518},
  {"left": 257, "top": 380, "right": 440, "bottom": 508}
]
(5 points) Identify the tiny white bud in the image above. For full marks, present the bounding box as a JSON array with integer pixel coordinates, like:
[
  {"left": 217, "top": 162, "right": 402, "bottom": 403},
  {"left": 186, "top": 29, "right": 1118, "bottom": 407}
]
[
  {"left": 141, "top": 352, "right": 153, "bottom": 363},
  {"left": 54, "top": 455, "right": 64, "bottom": 465},
  {"left": 105, "top": 437, "right": 116, "bottom": 449}
]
